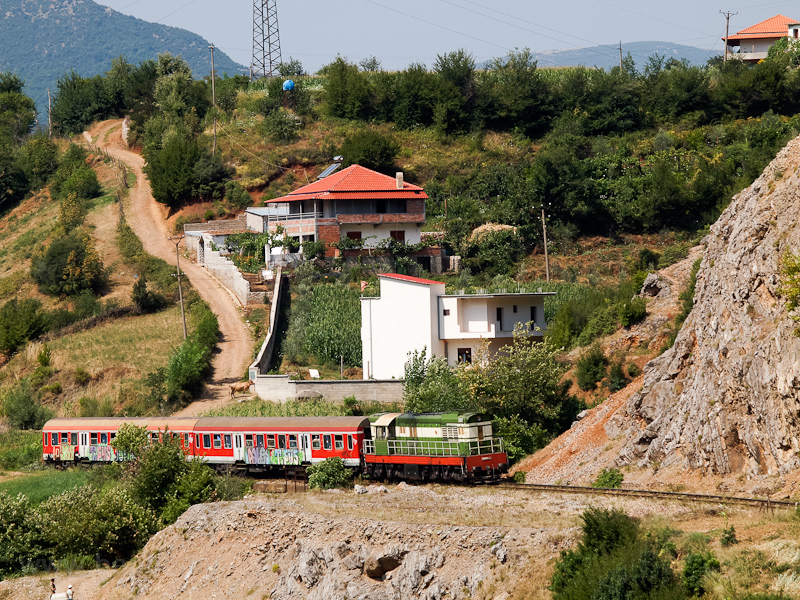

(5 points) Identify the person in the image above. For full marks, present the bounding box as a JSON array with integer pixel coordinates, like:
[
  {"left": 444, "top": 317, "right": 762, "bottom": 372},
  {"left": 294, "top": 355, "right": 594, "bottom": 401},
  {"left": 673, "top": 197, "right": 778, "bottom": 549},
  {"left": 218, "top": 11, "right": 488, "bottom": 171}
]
[
  {"left": 50, "top": 578, "right": 56, "bottom": 594},
  {"left": 66, "top": 584, "right": 73, "bottom": 599}
]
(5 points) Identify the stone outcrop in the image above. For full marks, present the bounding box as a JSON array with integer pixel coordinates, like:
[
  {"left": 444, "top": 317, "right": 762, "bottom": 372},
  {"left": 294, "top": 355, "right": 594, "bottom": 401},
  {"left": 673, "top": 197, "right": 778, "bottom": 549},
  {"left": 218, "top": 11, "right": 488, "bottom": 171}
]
[{"left": 608, "top": 135, "right": 800, "bottom": 476}]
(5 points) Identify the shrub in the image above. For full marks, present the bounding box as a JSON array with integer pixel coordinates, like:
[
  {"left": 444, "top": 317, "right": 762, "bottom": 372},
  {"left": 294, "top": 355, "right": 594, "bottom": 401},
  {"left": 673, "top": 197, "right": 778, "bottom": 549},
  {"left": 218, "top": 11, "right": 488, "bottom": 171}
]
[
  {"left": 131, "top": 274, "right": 166, "bottom": 313},
  {"left": 340, "top": 130, "right": 400, "bottom": 174},
  {"left": 307, "top": 457, "right": 352, "bottom": 489},
  {"left": 607, "top": 359, "right": 628, "bottom": 392},
  {"left": 592, "top": 467, "right": 624, "bottom": 489},
  {"left": 493, "top": 414, "right": 548, "bottom": 464},
  {"left": 627, "top": 362, "right": 642, "bottom": 378},
  {"left": 682, "top": 551, "right": 720, "bottom": 597},
  {"left": 74, "top": 368, "right": 91, "bottom": 386},
  {"left": 130, "top": 434, "right": 186, "bottom": 513},
  {"left": 2, "top": 379, "right": 52, "bottom": 430},
  {"left": 262, "top": 109, "right": 300, "bottom": 143},
  {"left": 30, "top": 233, "right": 106, "bottom": 296},
  {"left": 224, "top": 180, "right": 253, "bottom": 211},
  {"left": 720, "top": 524, "right": 738, "bottom": 547},
  {"left": 0, "top": 298, "right": 48, "bottom": 355},
  {"left": 617, "top": 296, "right": 647, "bottom": 327},
  {"left": 575, "top": 343, "right": 608, "bottom": 391},
  {"left": 60, "top": 167, "right": 100, "bottom": 200},
  {"left": 0, "top": 491, "right": 44, "bottom": 577},
  {"left": 302, "top": 239, "right": 326, "bottom": 259},
  {"left": 511, "top": 470, "right": 526, "bottom": 483},
  {"left": 56, "top": 192, "right": 85, "bottom": 234},
  {"left": 212, "top": 470, "right": 251, "bottom": 501}
]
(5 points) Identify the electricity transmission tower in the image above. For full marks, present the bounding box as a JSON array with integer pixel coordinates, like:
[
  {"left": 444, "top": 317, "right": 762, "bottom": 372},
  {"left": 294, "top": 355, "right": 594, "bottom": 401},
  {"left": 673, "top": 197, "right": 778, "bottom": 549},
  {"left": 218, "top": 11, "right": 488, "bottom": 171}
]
[{"left": 251, "top": 0, "right": 282, "bottom": 79}]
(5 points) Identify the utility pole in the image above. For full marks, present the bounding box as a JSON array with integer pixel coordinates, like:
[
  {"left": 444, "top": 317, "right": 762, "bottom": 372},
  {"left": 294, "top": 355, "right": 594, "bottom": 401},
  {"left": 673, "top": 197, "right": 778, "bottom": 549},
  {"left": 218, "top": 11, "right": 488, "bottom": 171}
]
[
  {"left": 618, "top": 41, "right": 623, "bottom": 70},
  {"left": 720, "top": 11, "right": 738, "bottom": 63},
  {"left": 166, "top": 235, "right": 188, "bottom": 340},
  {"left": 47, "top": 88, "right": 52, "bottom": 138},
  {"left": 541, "top": 209, "right": 550, "bottom": 283},
  {"left": 209, "top": 43, "right": 217, "bottom": 157}
]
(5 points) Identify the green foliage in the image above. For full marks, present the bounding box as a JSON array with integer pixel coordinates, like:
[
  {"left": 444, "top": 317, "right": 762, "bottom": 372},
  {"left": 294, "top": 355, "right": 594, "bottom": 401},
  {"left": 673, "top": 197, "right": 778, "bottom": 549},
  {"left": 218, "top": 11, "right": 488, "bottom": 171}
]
[
  {"left": 307, "top": 457, "right": 352, "bottom": 489},
  {"left": 262, "top": 109, "right": 300, "bottom": 143},
  {"left": 627, "top": 362, "right": 642, "bottom": 378},
  {"left": 592, "top": 467, "right": 624, "bottom": 489},
  {"left": 323, "top": 57, "right": 371, "bottom": 119},
  {"left": 493, "top": 414, "right": 549, "bottom": 464},
  {"left": 161, "top": 459, "right": 215, "bottom": 524},
  {"left": 60, "top": 166, "right": 101, "bottom": 200},
  {"left": 340, "top": 130, "right": 400, "bottom": 174},
  {"left": 1, "top": 379, "right": 52, "bottom": 430},
  {"left": 511, "top": 470, "right": 526, "bottom": 484},
  {"left": 681, "top": 551, "right": 720, "bottom": 597},
  {"left": 132, "top": 274, "right": 167, "bottom": 313},
  {"left": 0, "top": 298, "right": 48, "bottom": 355},
  {"left": 607, "top": 358, "right": 628, "bottom": 392},
  {"left": 30, "top": 233, "right": 107, "bottom": 297},
  {"left": 19, "top": 134, "right": 57, "bottom": 188},
  {"left": 130, "top": 432, "right": 186, "bottom": 513},
  {"left": 0, "top": 430, "right": 41, "bottom": 470},
  {"left": 617, "top": 296, "right": 647, "bottom": 327},
  {"left": 111, "top": 423, "right": 149, "bottom": 458},
  {"left": 224, "top": 180, "right": 253, "bottom": 211},
  {"left": 576, "top": 343, "right": 608, "bottom": 391},
  {"left": 463, "top": 228, "right": 524, "bottom": 277},
  {"left": 720, "top": 524, "right": 738, "bottom": 547},
  {"left": 403, "top": 350, "right": 469, "bottom": 414},
  {"left": 665, "top": 258, "right": 701, "bottom": 348},
  {"left": 212, "top": 470, "right": 251, "bottom": 501}
]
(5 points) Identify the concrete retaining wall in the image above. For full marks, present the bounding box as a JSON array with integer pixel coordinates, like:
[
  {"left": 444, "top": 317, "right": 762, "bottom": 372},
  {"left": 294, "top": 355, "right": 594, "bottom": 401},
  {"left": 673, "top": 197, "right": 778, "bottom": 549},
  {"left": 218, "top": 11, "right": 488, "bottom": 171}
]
[
  {"left": 249, "top": 267, "right": 285, "bottom": 379},
  {"left": 203, "top": 241, "right": 264, "bottom": 306},
  {"left": 252, "top": 375, "right": 404, "bottom": 403}
]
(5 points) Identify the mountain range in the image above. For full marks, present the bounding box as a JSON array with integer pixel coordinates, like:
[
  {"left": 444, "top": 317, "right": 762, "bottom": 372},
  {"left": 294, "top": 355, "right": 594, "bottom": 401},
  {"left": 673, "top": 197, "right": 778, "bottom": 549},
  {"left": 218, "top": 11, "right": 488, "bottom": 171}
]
[
  {"left": 0, "top": 0, "right": 246, "bottom": 121},
  {"left": 528, "top": 40, "right": 720, "bottom": 70}
]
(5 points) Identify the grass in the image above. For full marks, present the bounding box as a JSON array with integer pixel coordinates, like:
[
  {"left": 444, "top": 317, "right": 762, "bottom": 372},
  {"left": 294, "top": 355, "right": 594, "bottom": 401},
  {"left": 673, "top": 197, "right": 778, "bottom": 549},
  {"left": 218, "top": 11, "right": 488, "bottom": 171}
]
[
  {"left": 0, "top": 430, "right": 42, "bottom": 470},
  {"left": 0, "top": 469, "right": 89, "bottom": 505}
]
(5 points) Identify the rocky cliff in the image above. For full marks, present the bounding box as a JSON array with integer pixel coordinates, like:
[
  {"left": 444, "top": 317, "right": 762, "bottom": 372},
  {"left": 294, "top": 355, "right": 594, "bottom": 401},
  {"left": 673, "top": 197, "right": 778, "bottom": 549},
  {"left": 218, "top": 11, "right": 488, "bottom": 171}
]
[{"left": 609, "top": 135, "right": 800, "bottom": 476}]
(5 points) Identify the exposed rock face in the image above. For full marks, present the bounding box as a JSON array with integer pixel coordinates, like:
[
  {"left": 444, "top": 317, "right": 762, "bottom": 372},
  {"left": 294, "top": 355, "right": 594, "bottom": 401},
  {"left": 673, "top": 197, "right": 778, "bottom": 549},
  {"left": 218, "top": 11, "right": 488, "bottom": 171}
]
[{"left": 609, "top": 136, "right": 800, "bottom": 476}]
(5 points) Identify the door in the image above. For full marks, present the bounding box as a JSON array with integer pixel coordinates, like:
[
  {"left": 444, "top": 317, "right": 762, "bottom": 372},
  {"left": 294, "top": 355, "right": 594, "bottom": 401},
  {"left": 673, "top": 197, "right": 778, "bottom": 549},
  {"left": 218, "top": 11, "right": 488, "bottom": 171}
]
[{"left": 233, "top": 434, "right": 245, "bottom": 462}]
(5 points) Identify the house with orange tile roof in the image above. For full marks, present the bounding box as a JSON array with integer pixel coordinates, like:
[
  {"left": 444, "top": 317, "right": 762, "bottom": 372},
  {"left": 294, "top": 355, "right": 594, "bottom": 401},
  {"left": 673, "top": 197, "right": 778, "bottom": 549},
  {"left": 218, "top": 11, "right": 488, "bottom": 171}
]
[
  {"left": 246, "top": 164, "right": 444, "bottom": 272},
  {"left": 724, "top": 14, "right": 800, "bottom": 63}
]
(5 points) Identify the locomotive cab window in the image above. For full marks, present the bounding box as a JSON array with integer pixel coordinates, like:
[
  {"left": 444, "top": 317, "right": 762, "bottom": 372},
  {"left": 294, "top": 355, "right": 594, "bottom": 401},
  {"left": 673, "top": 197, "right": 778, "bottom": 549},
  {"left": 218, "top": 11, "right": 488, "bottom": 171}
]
[
  {"left": 312, "top": 435, "right": 321, "bottom": 450},
  {"left": 203, "top": 434, "right": 211, "bottom": 448},
  {"left": 288, "top": 435, "right": 298, "bottom": 450},
  {"left": 323, "top": 435, "right": 332, "bottom": 450},
  {"left": 224, "top": 434, "right": 232, "bottom": 449},
  {"left": 334, "top": 435, "right": 344, "bottom": 450},
  {"left": 267, "top": 435, "right": 275, "bottom": 449},
  {"left": 213, "top": 434, "right": 222, "bottom": 449},
  {"left": 278, "top": 435, "right": 286, "bottom": 449},
  {"left": 91, "top": 433, "right": 98, "bottom": 445}
]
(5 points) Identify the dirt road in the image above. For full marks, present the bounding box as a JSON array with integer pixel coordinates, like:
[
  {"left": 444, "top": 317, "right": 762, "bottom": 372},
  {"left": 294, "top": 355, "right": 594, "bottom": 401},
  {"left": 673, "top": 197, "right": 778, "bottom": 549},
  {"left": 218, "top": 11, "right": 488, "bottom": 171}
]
[{"left": 88, "top": 120, "right": 252, "bottom": 410}]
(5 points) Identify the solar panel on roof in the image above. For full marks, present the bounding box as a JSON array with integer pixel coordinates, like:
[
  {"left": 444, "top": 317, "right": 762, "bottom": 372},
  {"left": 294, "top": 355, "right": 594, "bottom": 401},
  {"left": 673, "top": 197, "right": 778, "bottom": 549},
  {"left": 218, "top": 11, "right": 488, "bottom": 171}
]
[{"left": 317, "top": 163, "right": 342, "bottom": 179}]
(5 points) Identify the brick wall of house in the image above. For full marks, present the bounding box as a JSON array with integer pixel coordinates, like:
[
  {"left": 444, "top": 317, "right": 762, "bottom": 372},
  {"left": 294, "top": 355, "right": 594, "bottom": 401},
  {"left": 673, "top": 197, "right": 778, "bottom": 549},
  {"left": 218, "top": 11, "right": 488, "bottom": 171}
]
[
  {"left": 336, "top": 213, "right": 425, "bottom": 225},
  {"left": 317, "top": 224, "right": 341, "bottom": 257}
]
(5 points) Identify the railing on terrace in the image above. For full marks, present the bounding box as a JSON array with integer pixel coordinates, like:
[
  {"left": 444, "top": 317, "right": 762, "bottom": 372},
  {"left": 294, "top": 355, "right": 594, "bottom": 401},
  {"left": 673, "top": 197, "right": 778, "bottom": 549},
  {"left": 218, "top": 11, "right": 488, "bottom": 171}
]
[
  {"left": 266, "top": 211, "right": 323, "bottom": 221},
  {"left": 363, "top": 437, "right": 503, "bottom": 456}
]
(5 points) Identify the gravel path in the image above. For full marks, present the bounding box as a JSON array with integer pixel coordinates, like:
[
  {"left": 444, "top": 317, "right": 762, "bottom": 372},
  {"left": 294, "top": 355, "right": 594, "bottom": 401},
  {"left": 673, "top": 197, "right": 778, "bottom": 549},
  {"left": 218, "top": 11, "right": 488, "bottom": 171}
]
[{"left": 88, "top": 120, "right": 253, "bottom": 408}]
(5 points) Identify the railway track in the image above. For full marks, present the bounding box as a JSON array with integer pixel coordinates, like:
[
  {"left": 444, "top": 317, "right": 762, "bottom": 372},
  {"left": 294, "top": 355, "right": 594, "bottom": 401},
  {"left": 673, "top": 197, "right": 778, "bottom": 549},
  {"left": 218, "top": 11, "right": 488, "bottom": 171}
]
[{"left": 495, "top": 482, "right": 798, "bottom": 510}]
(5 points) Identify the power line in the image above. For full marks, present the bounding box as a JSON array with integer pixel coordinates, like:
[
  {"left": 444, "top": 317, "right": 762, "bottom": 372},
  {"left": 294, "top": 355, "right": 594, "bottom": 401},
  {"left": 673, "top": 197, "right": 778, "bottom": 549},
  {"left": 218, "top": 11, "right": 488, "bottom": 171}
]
[
  {"left": 591, "top": 0, "right": 717, "bottom": 38},
  {"left": 155, "top": 0, "right": 202, "bottom": 24}
]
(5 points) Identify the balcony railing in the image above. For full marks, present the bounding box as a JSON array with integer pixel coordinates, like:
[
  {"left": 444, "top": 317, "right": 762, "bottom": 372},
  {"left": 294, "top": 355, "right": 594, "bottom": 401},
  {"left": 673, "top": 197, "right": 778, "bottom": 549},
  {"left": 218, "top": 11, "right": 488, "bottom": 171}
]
[
  {"left": 265, "top": 211, "right": 323, "bottom": 221},
  {"left": 363, "top": 437, "right": 503, "bottom": 456}
]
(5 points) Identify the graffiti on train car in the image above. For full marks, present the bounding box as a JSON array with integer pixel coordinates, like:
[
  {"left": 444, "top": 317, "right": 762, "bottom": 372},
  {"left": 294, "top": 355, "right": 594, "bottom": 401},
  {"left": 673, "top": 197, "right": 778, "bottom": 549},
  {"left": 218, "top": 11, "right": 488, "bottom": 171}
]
[
  {"left": 245, "top": 447, "right": 301, "bottom": 465},
  {"left": 56, "top": 445, "right": 75, "bottom": 460},
  {"left": 87, "top": 445, "right": 115, "bottom": 462}
]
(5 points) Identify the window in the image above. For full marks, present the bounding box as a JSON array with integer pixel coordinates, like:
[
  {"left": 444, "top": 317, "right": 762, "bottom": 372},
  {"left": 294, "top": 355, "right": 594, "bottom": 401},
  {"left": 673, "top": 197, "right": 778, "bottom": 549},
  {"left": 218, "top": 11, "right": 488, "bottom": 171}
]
[
  {"left": 256, "top": 434, "right": 264, "bottom": 447},
  {"left": 150, "top": 432, "right": 159, "bottom": 443},
  {"left": 335, "top": 434, "right": 344, "bottom": 450},
  {"left": 203, "top": 434, "right": 211, "bottom": 448},
  {"left": 457, "top": 348, "right": 472, "bottom": 364},
  {"left": 224, "top": 434, "right": 232, "bottom": 449},
  {"left": 323, "top": 435, "right": 332, "bottom": 450},
  {"left": 184, "top": 433, "right": 191, "bottom": 447},
  {"left": 346, "top": 231, "right": 362, "bottom": 240},
  {"left": 442, "top": 309, "right": 450, "bottom": 316},
  {"left": 348, "top": 435, "right": 354, "bottom": 451},
  {"left": 213, "top": 434, "right": 222, "bottom": 449},
  {"left": 496, "top": 307, "right": 503, "bottom": 326},
  {"left": 513, "top": 305, "right": 517, "bottom": 313},
  {"left": 61, "top": 433, "right": 69, "bottom": 444},
  {"left": 278, "top": 435, "right": 286, "bottom": 449},
  {"left": 288, "top": 435, "right": 298, "bottom": 450},
  {"left": 530, "top": 306, "right": 536, "bottom": 331},
  {"left": 196, "top": 434, "right": 201, "bottom": 448},
  {"left": 71, "top": 433, "right": 78, "bottom": 446},
  {"left": 312, "top": 435, "right": 321, "bottom": 450},
  {"left": 389, "top": 230, "right": 405, "bottom": 243},
  {"left": 267, "top": 435, "right": 275, "bottom": 449},
  {"left": 91, "top": 433, "right": 98, "bottom": 445},
  {"left": 100, "top": 433, "right": 108, "bottom": 445},
  {"left": 245, "top": 434, "right": 253, "bottom": 447},
  {"left": 51, "top": 433, "right": 58, "bottom": 446},
  {"left": 235, "top": 436, "right": 242, "bottom": 449},
  {"left": 110, "top": 433, "right": 116, "bottom": 442}
]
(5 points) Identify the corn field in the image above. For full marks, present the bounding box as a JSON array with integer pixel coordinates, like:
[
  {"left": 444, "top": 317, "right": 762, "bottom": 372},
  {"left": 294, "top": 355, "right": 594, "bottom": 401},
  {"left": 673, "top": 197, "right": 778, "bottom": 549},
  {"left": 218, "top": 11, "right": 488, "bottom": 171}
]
[{"left": 303, "top": 285, "right": 362, "bottom": 366}]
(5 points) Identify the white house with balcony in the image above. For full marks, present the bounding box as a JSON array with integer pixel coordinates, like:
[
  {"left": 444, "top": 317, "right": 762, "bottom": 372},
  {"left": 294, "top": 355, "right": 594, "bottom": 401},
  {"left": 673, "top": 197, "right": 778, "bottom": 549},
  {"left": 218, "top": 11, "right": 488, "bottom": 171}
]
[
  {"left": 725, "top": 14, "right": 800, "bottom": 63},
  {"left": 360, "top": 273, "right": 553, "bottom": 380}
]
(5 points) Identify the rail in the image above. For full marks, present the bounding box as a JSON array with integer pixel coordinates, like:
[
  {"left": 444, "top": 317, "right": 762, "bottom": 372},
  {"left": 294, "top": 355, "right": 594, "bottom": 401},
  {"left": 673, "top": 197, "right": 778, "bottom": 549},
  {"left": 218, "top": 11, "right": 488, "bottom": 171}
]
[
  {"left": 267, "top": 211, "right": 323, "bottom": 221},
  {"left": 363, "top": 437, "right": 503, "bottom": 457},
  {"left": 496, "top": 482, "right": 798, "bottom": 509}
]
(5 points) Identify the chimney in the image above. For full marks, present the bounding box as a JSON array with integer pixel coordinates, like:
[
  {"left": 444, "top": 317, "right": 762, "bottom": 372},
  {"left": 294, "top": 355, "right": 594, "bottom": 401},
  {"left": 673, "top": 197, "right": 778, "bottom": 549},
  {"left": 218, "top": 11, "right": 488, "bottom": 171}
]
[{"left": 396, "top": 172, "right": 404, "bottom": 189}]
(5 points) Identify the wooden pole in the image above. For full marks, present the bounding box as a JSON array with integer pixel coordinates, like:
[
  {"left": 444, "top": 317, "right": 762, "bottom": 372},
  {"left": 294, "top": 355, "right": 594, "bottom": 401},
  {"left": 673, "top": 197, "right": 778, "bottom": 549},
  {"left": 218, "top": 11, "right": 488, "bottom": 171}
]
[
  {"left": 167, "top": 235, "right": 188, "bottom": 339},
  {"left": 542, "top": 209, "right": 550, "bottom": 283}
]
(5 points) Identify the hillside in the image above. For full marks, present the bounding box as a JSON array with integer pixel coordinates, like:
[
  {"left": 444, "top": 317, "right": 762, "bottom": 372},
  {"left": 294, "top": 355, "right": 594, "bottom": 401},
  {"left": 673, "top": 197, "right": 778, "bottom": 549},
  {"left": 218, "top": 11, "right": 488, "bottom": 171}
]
[
  {"left": 0, "top": 0, "right": 245, "bottom": 116},
  {"left": 529, "top": 41, "right": 719, "bottom": 70}
]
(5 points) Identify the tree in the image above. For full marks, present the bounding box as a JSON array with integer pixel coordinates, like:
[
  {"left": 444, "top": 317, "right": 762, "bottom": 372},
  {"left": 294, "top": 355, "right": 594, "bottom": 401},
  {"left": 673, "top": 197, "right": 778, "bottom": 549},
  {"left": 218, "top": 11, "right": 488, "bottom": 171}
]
[
  {"left": 278, "top": 57, "right": 305, "bottom": 77},
  {"left": 0, "top": 298, "right": 48, "bottom": 355},
  {"left": 31, "top": 233, "right": 107, "bottom": 296},
  {"left": 323, "top": 57, "right": 371, "bottom": 119},
  {"left": 359, "top": 56, "right": 382, "bottom": 72},
  {"left": 340, "top": 130, "right": 399, "bottom": 174},
  {"left": 19, "top": 134, "right": 57, "bottom": 188},
  {"left": 111, "top": 423, "right": 149, "bottom": 459},
  {"left": 144, "top": 131, "right": 201, "bottom": 210},
  {"left": 130, "top": 431, "right": 186, "bottom": 513}
]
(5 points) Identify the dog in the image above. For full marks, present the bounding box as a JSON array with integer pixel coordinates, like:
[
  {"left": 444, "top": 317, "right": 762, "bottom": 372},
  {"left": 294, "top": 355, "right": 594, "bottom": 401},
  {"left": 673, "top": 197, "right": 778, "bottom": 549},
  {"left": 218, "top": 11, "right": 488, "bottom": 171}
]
[{"left": 229, "top": 380, "right": 255, "bottom": 398}]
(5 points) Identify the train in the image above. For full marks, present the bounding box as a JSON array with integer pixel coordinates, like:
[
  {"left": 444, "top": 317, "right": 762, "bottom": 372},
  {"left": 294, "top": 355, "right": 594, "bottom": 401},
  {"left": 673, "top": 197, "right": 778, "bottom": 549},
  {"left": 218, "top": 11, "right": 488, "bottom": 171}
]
[{"left": 41, "top": 412, "right": 509, "bottom": 482}]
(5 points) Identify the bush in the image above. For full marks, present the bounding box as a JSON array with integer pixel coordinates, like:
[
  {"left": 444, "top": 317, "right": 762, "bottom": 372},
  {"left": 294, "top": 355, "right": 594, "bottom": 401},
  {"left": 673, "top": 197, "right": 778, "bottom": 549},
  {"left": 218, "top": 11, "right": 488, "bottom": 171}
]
[
  {"left": 307, "top": 457, "right": 352, "bottom": 489},
  {"left": 720, "top": 524, "right": 738, "bottom": 547},
  {"left": 607, "top": 359, "right": 628, "bottom": 392},
  {"left": 617, "top": 296, "right": 647, "bottom": 327},
  {"left": 0, "top": 298, "right": 48, "bottom": 355},
  {"left": 592, "top": 467, "right": 624, "bottom": 489},
  {"left": 30, "top": 233, "right": 106, "bottom": 296},
  {"left": 131, "top": 274, "right": 166, "bottom": 313},
  {"left": 627, "top": 362, "right": 642, "bottom": 378},
  {"left": 130, "top": 434, "right": 186, "bottom": 513},
  {"left": 2, "top": 379, "right": 52, "bottom": 430},
  {"left": 681, "top": 551, "right": 720, "bottom": 597},
  {"left": 511, "top": 470, "right": 526, "bottom": 483},
  {"left": 74, "top": 368, "right": 91, "bottom": 386},
  {"left": 224, "top": 180, "right": 252, "bottom": 211},
  {"left": 302, "top": 239, "right": 326, "bottom": 259},
  {"left": 575, "top": 343, "right": 608, "bottom": 391},
  {"left": 340, "top": 130, "right": 400, "bottom": 174},
  {"left": 60, "top": 167, "right": 100, "bottom": 200}
]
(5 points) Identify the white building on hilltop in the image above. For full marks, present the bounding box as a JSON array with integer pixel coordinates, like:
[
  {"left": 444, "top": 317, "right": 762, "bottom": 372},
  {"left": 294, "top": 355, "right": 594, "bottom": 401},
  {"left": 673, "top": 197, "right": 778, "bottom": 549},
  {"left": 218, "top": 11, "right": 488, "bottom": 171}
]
[{"left": 360, "top": 274, "right": 554, "bottom": 380}]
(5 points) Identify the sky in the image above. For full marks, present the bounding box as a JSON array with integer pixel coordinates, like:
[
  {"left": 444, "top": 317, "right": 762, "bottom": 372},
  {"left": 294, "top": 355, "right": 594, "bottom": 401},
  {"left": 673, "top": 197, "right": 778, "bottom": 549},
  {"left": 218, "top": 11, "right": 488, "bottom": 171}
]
[{"left": 95, "top": 0, "right": 800, "bottom": 73}]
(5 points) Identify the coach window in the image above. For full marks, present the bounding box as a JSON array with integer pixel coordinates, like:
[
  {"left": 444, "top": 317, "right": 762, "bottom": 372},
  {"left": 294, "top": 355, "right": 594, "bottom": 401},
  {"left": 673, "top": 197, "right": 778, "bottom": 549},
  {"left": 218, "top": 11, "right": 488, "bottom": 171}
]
[
  {"left": 256, "top": 434, "right": 264, "bottom": 447},
  {"left": 323, "top": 435, "right": 332, "bottom": 450},
  {"left": 109, "top": 433, "right": 116, "bottom": 442},
  {"left": 288, "top": 434, "right": 298, "bottom": 450},
  {"left": 278, "top": 435, "right": 286, "bottom": 449},
  {"left": 150, "top": 432, "right": 159, "bottom": 443},
  {"left": 71, "top": 433, "right": 78, "bottom": 446},
  {"left": 100, "top": 433, "right": 108, "bottom": 445},
  {"left": 61, "top": 433, "right": 69, "bottom": 445},
  {"left": 203, "top": 434, "right": 211, "bottom": 448},
  {"left": 245, "top": 434, "right": 253, "bottom": 447},
  {"left": 91, "top": 433, "right": 98, "bottom": 445},
  {"left": 267, "top": 435, "right": 275, "bottom": 449},
  {"left": 224, "top": 434, "right": 232, "bottom": 449},
  {"left": 184, "top": 433, "right": 190, "bottom": 447},
  {"left": 213, "top": 434, "right": 222, "bottom": 449},
  {"left": 334, "top": 435, "right": 344, "bottom": 450},
  {"left": 348, "top": 435, "right": 354, "bottom": 451},
  {"left": 312, "top": 435, "right": 321, "bottom": 450},
  {"left": 50, "top": 432, "right": 57, "bottom": 446}
]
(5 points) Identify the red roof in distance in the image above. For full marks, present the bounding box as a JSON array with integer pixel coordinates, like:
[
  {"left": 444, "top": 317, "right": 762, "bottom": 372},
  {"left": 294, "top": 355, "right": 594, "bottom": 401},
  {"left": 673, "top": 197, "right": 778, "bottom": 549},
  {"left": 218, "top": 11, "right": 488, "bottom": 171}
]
[
  {"left": 726, "top": 14, "right": 799, "bottom": 41},
  {"left": 265, "top": 165, "right": 428, "bottom": 204},
  {"left": 379, "top": 273, "right": 443, "bottom": 286}
]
